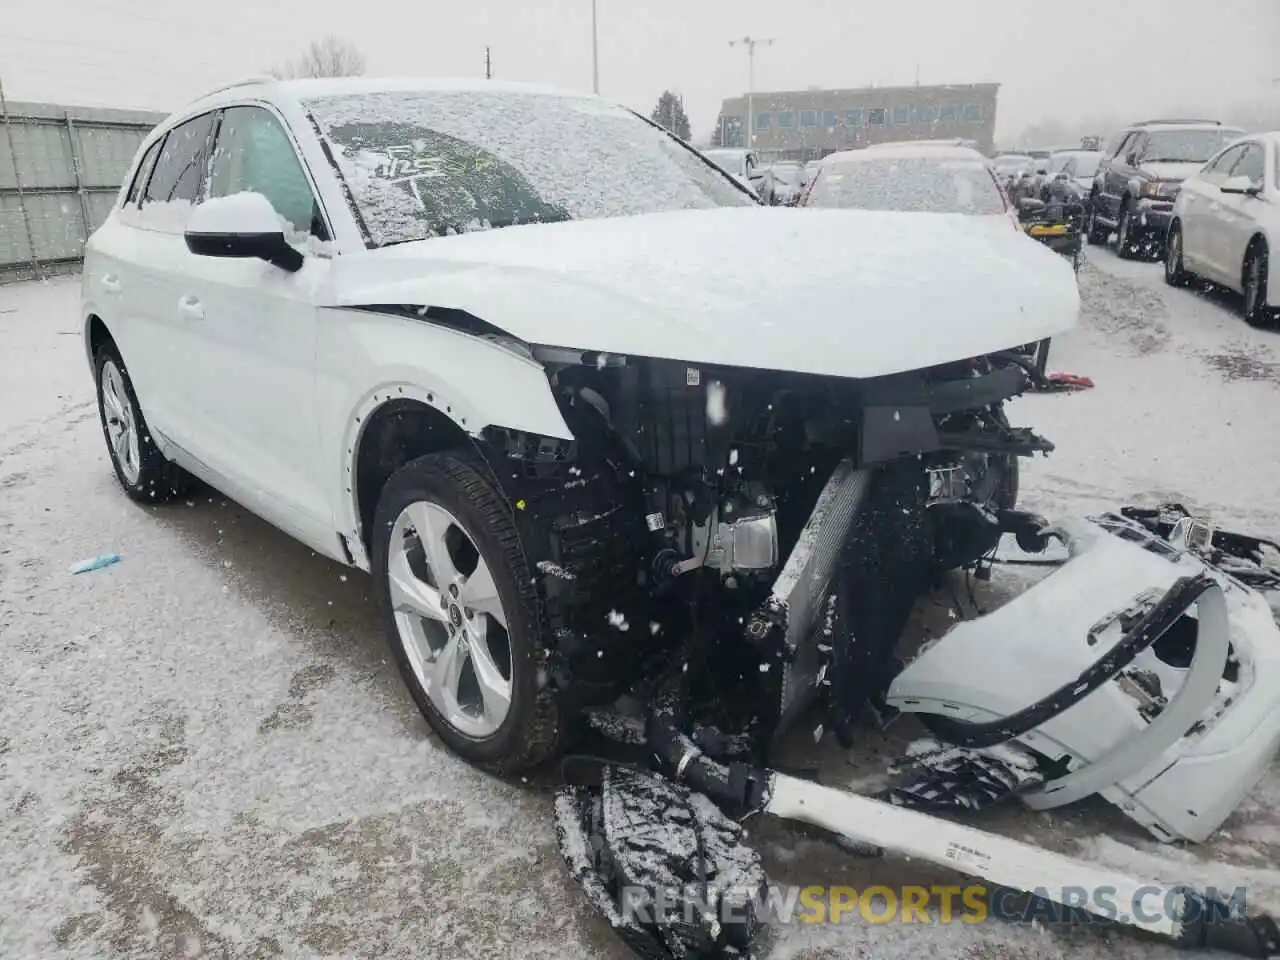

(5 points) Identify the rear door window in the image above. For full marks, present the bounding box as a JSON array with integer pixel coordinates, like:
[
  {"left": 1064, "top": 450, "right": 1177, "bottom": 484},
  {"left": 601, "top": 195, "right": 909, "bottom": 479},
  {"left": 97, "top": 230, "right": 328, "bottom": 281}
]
[
  {"left": 1230, "top": 143, "right": 1265, "bottom": 185},
  {"left": 143, "top": 112, "right": 217, "bottom": 205}
]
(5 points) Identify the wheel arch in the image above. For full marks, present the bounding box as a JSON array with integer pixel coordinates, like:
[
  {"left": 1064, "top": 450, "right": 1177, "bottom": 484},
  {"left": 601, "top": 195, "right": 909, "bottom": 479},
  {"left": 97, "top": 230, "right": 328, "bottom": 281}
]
[
  {"left": 85, "top": 313, "right": 115, "bottom": 371},
  {"left": 346, "top": 389, "right": 477, "bottom": 567}
]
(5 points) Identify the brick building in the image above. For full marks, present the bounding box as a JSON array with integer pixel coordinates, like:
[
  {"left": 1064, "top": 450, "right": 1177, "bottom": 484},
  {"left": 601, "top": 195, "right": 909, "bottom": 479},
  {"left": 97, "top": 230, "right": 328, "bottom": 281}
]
[{"left": 716, "top": 82, "right": 1000, "bottom": 160}]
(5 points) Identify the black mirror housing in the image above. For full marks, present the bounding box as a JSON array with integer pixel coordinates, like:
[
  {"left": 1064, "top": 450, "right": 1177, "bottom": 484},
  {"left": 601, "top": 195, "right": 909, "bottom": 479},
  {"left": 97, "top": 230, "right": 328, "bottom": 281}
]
[{"left": 184, "top": 230, "right": 304, "bottom": 272}]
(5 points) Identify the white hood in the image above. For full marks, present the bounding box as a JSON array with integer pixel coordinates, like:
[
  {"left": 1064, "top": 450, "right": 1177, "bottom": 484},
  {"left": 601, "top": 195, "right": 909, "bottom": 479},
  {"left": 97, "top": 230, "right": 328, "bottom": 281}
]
[
  {"left": 325, "top": 207, "right": 1078, "bottom": 380},
  {"left": 1139, "top": 161, "right": 1203, "bottom": 182}
]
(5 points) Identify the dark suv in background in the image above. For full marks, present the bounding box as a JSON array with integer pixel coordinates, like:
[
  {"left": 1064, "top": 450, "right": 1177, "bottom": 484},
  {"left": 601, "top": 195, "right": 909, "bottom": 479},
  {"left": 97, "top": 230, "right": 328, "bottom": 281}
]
[{"left": 1087, "top": 119, "right": 1245, "bottom": 259}]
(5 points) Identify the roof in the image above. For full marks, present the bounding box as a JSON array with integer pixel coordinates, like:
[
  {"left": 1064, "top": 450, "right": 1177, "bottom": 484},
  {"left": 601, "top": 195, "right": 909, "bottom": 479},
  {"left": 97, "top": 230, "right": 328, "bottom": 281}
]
[
  {"left": 180, "top": 75, "right": 595, "bottom": 117},
  {"left": 821, "top": 144, "right": 988, "bottom": 165},
  {"left": 1127, "top": 120, "right": 1245, "bottom": 134}
]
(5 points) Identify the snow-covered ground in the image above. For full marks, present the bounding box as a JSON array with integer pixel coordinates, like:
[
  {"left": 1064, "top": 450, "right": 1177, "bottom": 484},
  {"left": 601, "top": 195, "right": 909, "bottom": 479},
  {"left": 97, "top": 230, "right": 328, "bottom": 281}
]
[{"left": 2, "top": 253, "right": 1279, "bottom": 959}]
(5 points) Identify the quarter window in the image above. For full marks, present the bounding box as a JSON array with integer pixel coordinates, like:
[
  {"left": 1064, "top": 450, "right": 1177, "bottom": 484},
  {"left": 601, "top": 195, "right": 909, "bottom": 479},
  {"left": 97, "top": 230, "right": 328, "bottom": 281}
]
[
  {"left": 124, "top": 138, "right": 162, "bottom": 206},
  {"left": 143, "top": 112, "right": 217, "bottom": 205},
  {"left": 207, "top": 105, "right": 327, "bottom": 239}
]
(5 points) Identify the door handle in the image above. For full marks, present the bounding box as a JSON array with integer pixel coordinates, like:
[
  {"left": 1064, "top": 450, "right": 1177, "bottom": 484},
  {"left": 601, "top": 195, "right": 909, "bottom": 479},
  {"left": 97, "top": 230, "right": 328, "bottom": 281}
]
[
  {"left": 177, "top": 295, "right": 204, "bottom": 320},
  {"left": 100, "top": 274, "right": 121, "bottom": 294}
]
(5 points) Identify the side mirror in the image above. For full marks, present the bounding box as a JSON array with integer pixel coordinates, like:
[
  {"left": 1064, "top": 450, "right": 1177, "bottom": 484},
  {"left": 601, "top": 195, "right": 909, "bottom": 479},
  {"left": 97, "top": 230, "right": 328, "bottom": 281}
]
[
  {"left": 1017, "top": 197, "right": 1047, "bottom": 216},
  {"left": 1125, "top": 152, "right": 1140, "bottom": 166},
  {"left": 183, "top": 192, "right": 304, "bottom": 272},
  {"left": 1054, "top": 171, "right": 1069, "bottom": 181},
  {"left": 1220, "top": 175, "right": 1261, "bottom": 196}
]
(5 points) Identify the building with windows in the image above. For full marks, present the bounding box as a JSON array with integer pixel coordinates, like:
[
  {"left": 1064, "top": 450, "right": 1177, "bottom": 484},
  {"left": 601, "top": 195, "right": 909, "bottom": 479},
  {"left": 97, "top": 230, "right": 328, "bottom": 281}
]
[{"left": 716, "top": 83, "right": 1000, "bottom": 160}]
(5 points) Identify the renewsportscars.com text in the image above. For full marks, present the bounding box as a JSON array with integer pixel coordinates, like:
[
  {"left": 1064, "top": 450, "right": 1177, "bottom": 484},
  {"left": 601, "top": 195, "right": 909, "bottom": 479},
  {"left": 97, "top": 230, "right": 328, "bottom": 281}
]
[{"left": 618, "top": 883, "right": 1250, "bottom": 927}]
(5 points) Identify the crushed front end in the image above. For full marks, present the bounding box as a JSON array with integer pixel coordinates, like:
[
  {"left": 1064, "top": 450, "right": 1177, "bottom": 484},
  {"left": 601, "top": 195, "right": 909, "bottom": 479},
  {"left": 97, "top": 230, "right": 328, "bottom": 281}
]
[{"left": 887, "top": 507, "right": 1280, "bottom": 844}]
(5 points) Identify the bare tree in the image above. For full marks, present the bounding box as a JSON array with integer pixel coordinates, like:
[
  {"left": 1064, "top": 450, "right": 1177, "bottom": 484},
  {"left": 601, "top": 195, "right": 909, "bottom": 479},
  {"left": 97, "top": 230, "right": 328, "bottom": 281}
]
[{"left": 271, "top": 36, "right": 366, "bottom": 79}]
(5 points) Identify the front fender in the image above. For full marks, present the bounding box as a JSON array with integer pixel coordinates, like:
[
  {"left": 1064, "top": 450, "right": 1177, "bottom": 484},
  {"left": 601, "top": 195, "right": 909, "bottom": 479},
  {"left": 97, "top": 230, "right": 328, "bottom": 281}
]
[{"left": 316, "top": 306, "right": 573, "bottom": 562}]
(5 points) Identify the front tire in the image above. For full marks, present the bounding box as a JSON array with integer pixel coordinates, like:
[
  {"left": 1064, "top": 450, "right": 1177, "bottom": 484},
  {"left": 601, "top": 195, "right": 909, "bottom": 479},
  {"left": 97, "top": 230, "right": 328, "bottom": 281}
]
[
  {"left": 1116, "top": 204, "right": 1139, "bottom": 259},
  {"left": 371, "top": 450, "right": 562, "bottom": 772},
  {"left": 1164, "top": 221, "right": 1190, "bottom": 287},
  {"left": 1086, "top": 201, "right": 1108, "bottom": 245},
  {"left": 1243, "top": 244, "right": 1276, "bottom": 329},
  {"left": 93, "top": 342, "right": 188, "bottom": 503}
]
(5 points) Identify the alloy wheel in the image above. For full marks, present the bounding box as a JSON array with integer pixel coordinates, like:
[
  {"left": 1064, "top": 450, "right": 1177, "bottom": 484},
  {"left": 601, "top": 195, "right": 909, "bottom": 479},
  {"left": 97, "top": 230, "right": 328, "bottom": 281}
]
[
  {"left": 101, "top": 359, "right": 141, "bottom": 485},
  {"left": 387, "top": 500, "right": 514, "bottom": 739}
]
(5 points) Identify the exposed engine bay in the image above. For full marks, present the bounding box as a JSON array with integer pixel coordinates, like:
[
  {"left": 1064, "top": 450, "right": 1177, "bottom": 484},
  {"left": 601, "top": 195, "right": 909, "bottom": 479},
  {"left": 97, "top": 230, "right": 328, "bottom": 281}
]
[
  {"left": 481, "top": 344, "right": 1052, "bottom": 752},
  {"left": 468, "top": 345, "right": 1280, "bottom": 960}
]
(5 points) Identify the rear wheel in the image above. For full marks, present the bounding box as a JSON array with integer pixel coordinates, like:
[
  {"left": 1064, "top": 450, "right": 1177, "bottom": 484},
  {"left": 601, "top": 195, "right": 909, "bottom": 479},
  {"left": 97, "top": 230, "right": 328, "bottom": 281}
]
[
  {"left": 1164, "top": 221, "right": 1190, "bottom": 287},
  {"left": 1243, "top": 243, "right": 1276, "bottom": 328},
  {"left": 93, "top": 342, "right": 188, "bottom": 503},
  {"left": 371, "top": 450, "right": 563, "bottom": 772}
]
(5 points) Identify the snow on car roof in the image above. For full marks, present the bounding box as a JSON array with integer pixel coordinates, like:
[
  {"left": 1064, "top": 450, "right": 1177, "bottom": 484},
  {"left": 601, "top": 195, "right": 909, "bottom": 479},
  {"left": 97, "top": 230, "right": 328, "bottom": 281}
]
[
  {"left": 184, "top": 76, "right": 593, "bottom": 115},
  {"left": 821, "top": 144, "right": 988, "bottom": 164}
]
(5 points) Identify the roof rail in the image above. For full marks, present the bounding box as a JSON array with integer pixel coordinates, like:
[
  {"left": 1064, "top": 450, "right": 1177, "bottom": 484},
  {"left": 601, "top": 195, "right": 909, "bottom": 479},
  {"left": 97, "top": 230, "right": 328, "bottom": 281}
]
[
  {"left": 1133, "top": 118, "right": 1221, "bottom": 126},
  {"left": 198, "top": 75, "right": 277, "bottom": 99}
]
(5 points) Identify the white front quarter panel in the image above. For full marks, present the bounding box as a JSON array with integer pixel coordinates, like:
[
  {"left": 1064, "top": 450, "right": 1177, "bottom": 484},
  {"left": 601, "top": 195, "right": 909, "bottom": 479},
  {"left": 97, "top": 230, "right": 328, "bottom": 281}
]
[{"left": 314, "top": 308, "right": 572, "bottom": 549}]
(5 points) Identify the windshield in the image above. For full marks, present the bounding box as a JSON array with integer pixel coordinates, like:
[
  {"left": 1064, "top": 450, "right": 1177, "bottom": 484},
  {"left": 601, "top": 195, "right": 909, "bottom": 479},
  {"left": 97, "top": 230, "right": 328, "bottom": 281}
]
[
  {"left": 805, "top": 157, "right": 1006, "bottom": 215},
  {"left": 1047, "top": 153, "right": 1075, "bottom": 173},
  {"left": 305, "top": 90, "right": 754, "bottom": 246},
  {"left": 1072, "top": 155, "right": 1101, "bottom": 177},
  {"left": 1143, "top": 128, "right": 1245, "bottom": 163}
]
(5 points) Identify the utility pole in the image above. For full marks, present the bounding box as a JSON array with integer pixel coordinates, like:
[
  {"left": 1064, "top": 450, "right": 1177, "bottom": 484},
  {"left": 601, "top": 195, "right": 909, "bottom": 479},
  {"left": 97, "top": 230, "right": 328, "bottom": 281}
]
[
  {"left": 591, "top": 0, "right": 600, "bottom": 94},
  {"left": 729, "top": 36, "right": 774, "bottom": 150},
  {"left": 485, "top": 46, "right": 492, "bottom": 79}
]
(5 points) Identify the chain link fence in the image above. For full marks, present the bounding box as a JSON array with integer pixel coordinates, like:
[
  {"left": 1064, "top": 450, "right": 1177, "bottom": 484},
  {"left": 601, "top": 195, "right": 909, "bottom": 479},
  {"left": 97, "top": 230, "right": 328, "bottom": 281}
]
[{"left": 1, "top": 99, "right": 167, "bottom": 284}]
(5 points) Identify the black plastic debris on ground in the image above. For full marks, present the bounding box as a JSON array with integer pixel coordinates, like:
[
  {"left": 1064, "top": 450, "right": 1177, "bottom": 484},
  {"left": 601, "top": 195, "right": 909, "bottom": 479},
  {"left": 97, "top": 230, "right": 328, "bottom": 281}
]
[{"left": 554, "top": 766, "right": 767, "bottom": 959}]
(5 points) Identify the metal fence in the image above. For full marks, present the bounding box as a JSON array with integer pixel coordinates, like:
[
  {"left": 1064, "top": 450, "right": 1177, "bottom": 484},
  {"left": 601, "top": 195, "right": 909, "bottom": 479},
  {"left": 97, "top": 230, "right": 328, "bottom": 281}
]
[{"left": 1, "top": 99, "right": 167, "bottom": 283}]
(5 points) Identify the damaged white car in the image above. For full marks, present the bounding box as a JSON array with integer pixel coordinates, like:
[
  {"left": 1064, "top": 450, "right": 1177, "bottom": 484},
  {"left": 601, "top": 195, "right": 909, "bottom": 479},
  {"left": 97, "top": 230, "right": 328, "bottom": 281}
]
[{"left": 80, "top": 77, "right": 1280, "bottom": 959}]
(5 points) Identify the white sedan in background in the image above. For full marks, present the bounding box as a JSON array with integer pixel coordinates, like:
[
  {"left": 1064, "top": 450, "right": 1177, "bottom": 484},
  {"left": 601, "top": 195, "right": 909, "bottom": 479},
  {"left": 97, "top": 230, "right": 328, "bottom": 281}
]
[{"left": 1165, "top": 132, "right": 1279, "bottom": 327}]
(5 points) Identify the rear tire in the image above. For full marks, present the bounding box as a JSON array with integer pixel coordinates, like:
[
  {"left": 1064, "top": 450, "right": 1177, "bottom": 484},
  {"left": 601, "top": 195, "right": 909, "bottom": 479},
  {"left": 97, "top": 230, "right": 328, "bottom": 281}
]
[
  {"left": 371, "top": 450, "right": 563, "bottom": 773},
  {"left": 93, "top": 342, "right": 189, "bottom": 503},
  {"left": 1164, "top": 221, "right": 1190, "bottom": 287}
]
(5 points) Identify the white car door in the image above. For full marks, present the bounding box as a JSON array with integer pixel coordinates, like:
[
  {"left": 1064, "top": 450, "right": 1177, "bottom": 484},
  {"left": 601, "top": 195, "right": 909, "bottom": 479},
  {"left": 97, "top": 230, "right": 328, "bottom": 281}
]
[
  {"left": 175, "top": 103, "right": 335, "bottom": 549},
  {"left": 1187, "top": 144, "right": 1246, "bottom": 283},
  {"left": 1213, "top": 142, "right": 1267, "bottom": 292},
  {"left": 107, "top": 111, "right": 220, "bottom": 454}
]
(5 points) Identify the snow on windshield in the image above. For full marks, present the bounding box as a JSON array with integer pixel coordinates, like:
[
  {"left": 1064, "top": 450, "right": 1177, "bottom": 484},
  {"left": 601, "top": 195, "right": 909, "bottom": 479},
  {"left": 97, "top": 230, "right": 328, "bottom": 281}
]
[
  {"left": 805, "top": 158, "right": 1006, "bottom": 215},
  {"left": 304, "top": 90, "right": 754, "bottom": 246},
  {"left": 1143, "top": 129, "right": 1244, "bottom": 163}
]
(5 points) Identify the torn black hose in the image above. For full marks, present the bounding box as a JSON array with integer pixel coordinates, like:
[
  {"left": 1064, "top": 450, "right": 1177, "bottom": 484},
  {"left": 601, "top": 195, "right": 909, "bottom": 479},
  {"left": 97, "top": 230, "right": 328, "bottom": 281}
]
[
  {"left": 925, "top": 574, "right": 1215, "bottom": 749},
  {"left": 646, "top": 680, "right": 771, "bottom": 818}
]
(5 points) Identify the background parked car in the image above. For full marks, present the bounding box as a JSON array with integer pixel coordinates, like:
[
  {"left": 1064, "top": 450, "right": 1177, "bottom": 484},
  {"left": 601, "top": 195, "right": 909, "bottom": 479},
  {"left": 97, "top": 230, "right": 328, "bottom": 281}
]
[
  {"left": 767, "top": 161, "right": 806, "bottom": 205},
  {"left": 702, "top": 147, "right": 772, "bottom": 202},
  {"left": 1040, "top": 150, "right": 1104, "bottom": 205},
  {"left": 993, "top": 153, "right": 1034, "bottom": 181},
  {"left": 1165, "top": 132, "right": 1280, "bottom": 327},
  {"left": 798, "top": 143, "right": 1016, "bottom": 229},
  {"left": 1087, "top": 119, "right": 1245, "bottom": 259}
]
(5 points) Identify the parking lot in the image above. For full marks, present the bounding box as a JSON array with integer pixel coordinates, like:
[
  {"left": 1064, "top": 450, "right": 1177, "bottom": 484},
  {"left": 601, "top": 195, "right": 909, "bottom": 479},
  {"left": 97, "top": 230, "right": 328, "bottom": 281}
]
[{"left": 3, "top": 249, "right": 1280, "bottom": 959}]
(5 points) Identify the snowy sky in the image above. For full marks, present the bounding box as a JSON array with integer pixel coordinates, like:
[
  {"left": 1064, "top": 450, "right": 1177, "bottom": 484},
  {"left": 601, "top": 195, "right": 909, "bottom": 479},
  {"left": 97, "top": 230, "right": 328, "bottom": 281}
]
[{"left": 2, "top": 0, "right": 1277, "bottom": 141}]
